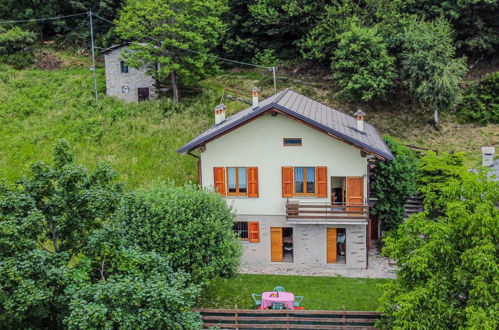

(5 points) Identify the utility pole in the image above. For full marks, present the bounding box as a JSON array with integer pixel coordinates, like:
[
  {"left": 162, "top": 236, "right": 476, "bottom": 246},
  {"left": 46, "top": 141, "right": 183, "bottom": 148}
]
[
  {"left": 89, "top": 11, "right": 98, "bottom": 101},
  {"left": 272, "top": 66, "right": 277, "bottom": 94}
]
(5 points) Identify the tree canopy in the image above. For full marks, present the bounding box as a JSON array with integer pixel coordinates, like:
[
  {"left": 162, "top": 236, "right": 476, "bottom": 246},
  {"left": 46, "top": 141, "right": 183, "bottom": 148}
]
[
  {"left": 379, "top": 172, "right": 499, "bottom": 328},
  {"left": 115, "top": 0, "right": 228, "bottom": 101},
  {"left": 0, "top": 140, "right": 240, "bottom": 328}
]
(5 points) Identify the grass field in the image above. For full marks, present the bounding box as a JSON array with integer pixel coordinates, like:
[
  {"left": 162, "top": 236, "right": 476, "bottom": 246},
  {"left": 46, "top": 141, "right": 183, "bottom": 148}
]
[
  {"left": 0, "top": 66, "right": 213, "bottom": 187},
  {"left": 197, "top": 274, "right": 389, "bottom": 311}
]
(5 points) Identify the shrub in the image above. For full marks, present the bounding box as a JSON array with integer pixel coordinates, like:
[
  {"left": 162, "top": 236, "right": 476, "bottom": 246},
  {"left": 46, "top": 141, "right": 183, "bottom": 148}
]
[
  {"left": 0, "top": 27, "right": 36, "bottom": 69},
  {"left": 65, "top": 248, "right": 201, "bottom": 329},
  {"left": 111, "top": 182, "right": 242, "bottom": 284},
  {"left": 417, "top": 151, "right": 466, "bottom": 214},
  {"left": 331, "top": 24, "right": 396, "bottom": 101},
  {"left": 457, "top": 71, "right": 499, "bottom": 124},
  {"left": 370, "top": 137, "right": 419, "bottom": 231}
]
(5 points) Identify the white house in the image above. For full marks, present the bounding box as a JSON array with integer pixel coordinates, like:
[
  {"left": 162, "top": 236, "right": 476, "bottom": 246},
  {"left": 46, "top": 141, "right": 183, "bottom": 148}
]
[
  {"left": 102, "top": 43, "right": 156, "bottom": 102},
  {"left": 178, "top": 88, "right": 393, "bottom": 270}
]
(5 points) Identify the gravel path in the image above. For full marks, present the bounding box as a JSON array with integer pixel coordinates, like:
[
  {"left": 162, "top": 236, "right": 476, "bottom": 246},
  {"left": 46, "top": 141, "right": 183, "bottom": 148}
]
[{"left": 239, "top": 249, "right": 396, "bottom": 279}]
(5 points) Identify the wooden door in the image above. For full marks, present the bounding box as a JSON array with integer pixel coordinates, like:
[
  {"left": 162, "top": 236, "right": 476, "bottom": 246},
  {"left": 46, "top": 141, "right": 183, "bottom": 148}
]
[
  {"left": 347, "top": 177, "right": 364, "bottom": 214},
  {"left": 138, "top": 87, "right": 150, "bottom": 102},
  {"left": 327, "top": 228, "right": 337, "bottom": 263},
  {"left": 270, "top": 227, "right": 283, "bottom": 262}
]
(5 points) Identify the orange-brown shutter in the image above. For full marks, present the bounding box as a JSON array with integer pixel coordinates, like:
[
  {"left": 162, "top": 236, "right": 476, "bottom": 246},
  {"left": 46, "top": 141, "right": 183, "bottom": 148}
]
[
  {"left": 249, "top": 221, "right": 260, "bottom": 243},
  {"left": 281, "top": 167, "right": 294, "bottom": 197},
  {"left": 315, "top": 166, "right": 327, "bottom": 198},
  {"left": 247, "top": 167, "right": 259, "bottom": 198},
  {"left": 270, "top": 227, "right": 283, "bottom": 262},
  {"left": 327, "top": 228, "right": 337, "bottom": 263},
  {"left": 347, "top": 176, "right": 364, "bottom": 214},
  {"left": 213, "top": 167, "right": 226, "bottom": 196}
]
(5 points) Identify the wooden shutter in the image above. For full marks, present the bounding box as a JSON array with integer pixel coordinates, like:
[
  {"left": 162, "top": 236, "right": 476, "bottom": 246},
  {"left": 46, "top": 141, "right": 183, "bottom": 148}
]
[
  {"left": 315, "top": 166, "right": 327, "bottom": 198},
  {"left": 249, "top": 221, "right": 260, "bottom": 243},
  {"left": 327, "top": 228, "right": 337, "bottom": 263},
  {"left": 247, "top": 167, "right": 259, "bottom": 198},
  {"left": 270, "top": 227, "right": 283, "bottom": 262},
  {"left": 213, "top": 167, "right": 226, "bottom": 196},
  {"left": 347, "top": 177, "right": 364, "bottom": 214},
  {"left": 281, "top": 167, "right": 294, "bottom": 197}
]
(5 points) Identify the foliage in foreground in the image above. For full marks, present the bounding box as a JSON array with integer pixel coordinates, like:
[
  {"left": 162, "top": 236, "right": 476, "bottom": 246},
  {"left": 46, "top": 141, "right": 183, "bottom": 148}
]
[
  {"left": 379, "top": 172, "right": 499, "bottom": 329},
  {"left": 0, "top": 141, "right": 239, "bottom": 328},
  {"left": 107, "top": 182, "right": 242, "bottom": 284},
  {"left": 457, "top": 71, "right": 499, "bottom": 124},
  {"left": 370, "top": 137, "right": 419, "bottom": 230}
]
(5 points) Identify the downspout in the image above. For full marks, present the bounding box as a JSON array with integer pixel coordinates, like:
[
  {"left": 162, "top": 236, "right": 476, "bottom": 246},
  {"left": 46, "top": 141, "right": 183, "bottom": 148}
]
[{"left": 187, "top": 151, "right": 202, "bottom": 185}]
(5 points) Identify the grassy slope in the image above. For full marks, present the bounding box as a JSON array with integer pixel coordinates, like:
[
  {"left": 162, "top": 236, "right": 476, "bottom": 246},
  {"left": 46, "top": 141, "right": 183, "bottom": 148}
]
[
  {"left": 0, "top": 66, "right": 214, "bottom": 187},
  {"left": 1, "top": 52, "right": 497, "bottom": 187},
  {"left": 197, "top": 274, "right": 389, "bottom": 310}
]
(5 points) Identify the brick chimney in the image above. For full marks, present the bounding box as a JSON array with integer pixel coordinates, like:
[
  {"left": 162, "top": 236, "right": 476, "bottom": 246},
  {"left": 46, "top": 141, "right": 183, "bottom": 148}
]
[
  {"left": 252, "top": 87, "right": 261, "bottom": 109},
  {"left": 214, "top": 104, "right": 226, "bottom": 125},
  {"left": 354, "top": 110, "right": 366, "bottom": 132},
  {"left": 482, "top": 146, "right": 495, "bottom": 167}
]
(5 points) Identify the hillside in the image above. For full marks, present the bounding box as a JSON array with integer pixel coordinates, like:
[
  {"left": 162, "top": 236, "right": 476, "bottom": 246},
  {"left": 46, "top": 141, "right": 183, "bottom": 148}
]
[{"left": 0, "top": 57, "right": 497, "bottom": 188}]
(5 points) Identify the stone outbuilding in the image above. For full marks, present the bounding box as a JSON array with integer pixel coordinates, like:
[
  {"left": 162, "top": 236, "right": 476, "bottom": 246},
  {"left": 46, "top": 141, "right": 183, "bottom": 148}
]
[{"left": 102, "top": 43, "right": 156, "bottom": 103}]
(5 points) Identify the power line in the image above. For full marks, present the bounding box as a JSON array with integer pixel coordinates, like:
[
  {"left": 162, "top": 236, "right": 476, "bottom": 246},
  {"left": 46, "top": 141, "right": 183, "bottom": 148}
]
[
  {"left": 91, "top": 13, "right": 273, "bottom": 70},
  {"left": 0, "top": 12, "right": 88, "bottom": 24}
]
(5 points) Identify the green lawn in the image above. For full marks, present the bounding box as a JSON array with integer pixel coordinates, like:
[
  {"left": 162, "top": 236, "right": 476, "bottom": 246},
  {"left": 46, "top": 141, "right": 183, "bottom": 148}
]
[{"left": 197, "top": 274, "right": 390, "bottom": 311}]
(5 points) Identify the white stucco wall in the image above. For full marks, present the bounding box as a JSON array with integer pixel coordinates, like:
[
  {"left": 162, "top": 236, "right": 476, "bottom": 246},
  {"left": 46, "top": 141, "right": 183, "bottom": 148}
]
[
  {"left": 104, "top": 46, "right": 156, "bottom": 103},
  {"left": 200, "top": 113, "right": 369, "bottom": 216}
]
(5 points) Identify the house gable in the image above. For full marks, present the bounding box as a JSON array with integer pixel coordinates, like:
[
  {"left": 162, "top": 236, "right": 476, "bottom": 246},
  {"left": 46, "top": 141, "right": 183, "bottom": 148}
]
[{"left": 177, "top": 89, "right": 393, "bottom": 160}]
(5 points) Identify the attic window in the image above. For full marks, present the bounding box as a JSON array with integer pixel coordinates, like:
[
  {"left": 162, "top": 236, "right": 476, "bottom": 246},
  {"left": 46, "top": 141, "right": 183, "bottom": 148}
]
[{"left": 283, "top": 138, "right": 302, "bottom": 146}]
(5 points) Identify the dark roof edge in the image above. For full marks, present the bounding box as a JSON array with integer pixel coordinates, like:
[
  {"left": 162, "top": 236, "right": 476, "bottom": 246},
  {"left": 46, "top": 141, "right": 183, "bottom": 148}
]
[
  {"left": 177, "top": 102, "right": 393, "bottom": 160},
  {"left": 101, "top": 42, "right": 130, "bottom": 54}
]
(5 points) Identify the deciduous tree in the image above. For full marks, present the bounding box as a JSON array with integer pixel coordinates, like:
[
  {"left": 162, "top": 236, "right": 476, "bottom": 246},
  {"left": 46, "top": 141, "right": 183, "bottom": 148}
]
[
  {"left": 379, "top": 172, "right": 499, "bottom": 328},
  {"left": 400, "top": 18, "right": 467, "bottom": 125},
  {"left": 115, "top": 0, "right": 228, "bottom": 101}
]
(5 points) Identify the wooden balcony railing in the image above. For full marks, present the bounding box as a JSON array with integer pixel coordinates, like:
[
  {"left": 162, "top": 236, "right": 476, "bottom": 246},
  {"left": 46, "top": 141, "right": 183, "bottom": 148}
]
[{"left": 286, "top": 201, "right": 369, "bottom": 221}]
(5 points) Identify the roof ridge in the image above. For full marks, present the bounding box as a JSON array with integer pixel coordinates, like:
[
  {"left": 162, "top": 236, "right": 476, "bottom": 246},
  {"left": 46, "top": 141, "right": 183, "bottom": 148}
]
[
  {"left": 273, "top": 88, "right": 290, "bottom": 104},
  {"left": 283, "top": 88, "right": 361, "bottom": 122}
]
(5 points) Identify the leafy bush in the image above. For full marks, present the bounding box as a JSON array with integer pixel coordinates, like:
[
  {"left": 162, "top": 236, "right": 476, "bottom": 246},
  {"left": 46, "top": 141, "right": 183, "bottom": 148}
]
[
  {"left": 457, "top": 71, "right": 499, "bottom": 124},
  {"left": 110, "top": 182, "right": 242, "bottom": 284},
  {"left": 65, "top": 248, "right": 201, "bottom": 329},
  {"left": 330, "top": 24, "right": 396, "bottom": 101},
  {"left": 370, "top": 137, "right": 419, "bottom": 231},
  {"left": 400, "top": 18, "right": 467, "bottom": 114},
  {"left": 0, "top": 141, "right": 206, "bottom": 329},
  {"left": 379, "top": 172, "right": 499, "bottom": 328},
  {"left": 254, "top": 48, "right": 279, "bottom": 67},
  {"left": 0, "top": 26, "right": 36, "bottom": 69},
  {"left": 417, "top": 151, "right": 466, "bottom": 214}
]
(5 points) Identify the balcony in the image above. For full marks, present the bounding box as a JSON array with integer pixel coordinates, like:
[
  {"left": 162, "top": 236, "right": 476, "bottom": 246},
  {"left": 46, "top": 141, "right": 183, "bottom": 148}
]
[{"left": 286, "top": 200, "right": 369, "bottom": 224}]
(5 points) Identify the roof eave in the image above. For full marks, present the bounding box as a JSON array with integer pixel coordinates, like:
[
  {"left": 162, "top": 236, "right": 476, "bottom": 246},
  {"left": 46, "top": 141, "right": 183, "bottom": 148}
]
[{"left": 177, "top": 102, "right": 393, "bottom": 160}]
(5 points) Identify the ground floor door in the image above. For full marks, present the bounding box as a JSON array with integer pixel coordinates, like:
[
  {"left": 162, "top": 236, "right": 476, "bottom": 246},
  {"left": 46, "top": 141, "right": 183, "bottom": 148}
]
[
  {"left": 270, "top": 227, "right": 293, "bottom": 262},
  {"left": 138, "top": 87, "right": 150, "bottom": 102},
  {"left": 326, "top": 228, "right": 337, "bottom": 263}
]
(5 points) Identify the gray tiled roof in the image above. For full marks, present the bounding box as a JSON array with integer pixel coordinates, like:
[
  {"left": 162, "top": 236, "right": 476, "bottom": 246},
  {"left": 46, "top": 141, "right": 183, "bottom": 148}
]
[{"left": 177, "top": 88, "right": 393, "bottom": 160}]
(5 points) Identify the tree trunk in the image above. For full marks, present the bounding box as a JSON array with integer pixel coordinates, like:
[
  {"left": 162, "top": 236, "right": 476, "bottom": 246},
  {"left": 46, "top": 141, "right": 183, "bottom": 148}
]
[
  {"left": 171, "top": 70, "right": 179, "bottom": 102},
  {"left": 433, "top": 109, "right": 440, "bottom": 129}
]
